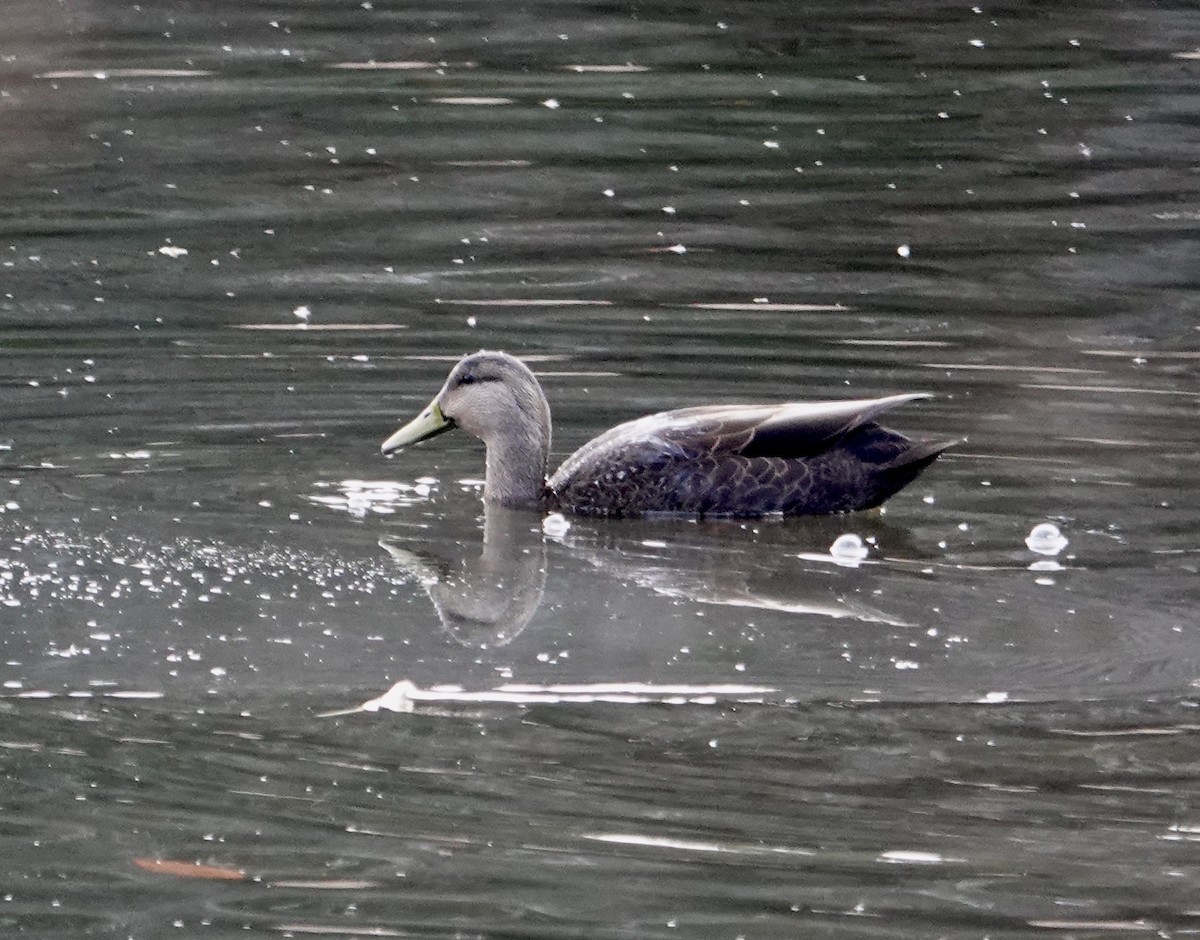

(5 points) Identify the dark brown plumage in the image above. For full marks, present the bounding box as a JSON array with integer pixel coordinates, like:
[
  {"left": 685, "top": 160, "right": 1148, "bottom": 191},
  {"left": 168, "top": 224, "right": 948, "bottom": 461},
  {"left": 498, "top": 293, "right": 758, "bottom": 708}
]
[{"left": 381, "top": 351, "right": 954, "bottom": 518}]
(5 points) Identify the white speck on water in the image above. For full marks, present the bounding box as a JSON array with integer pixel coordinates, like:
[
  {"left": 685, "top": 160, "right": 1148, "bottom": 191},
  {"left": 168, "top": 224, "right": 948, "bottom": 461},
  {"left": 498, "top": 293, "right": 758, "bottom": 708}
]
[
  {"left": 978, "top": 691, "right": 1009, "bottom": 704},
  {"left": 157, "top": 245, "right": 188, "bottom": 258},
  {"left": 969, "top": 38, "right": 985, "bottom": 47},
  {"left": 541, "top": 98, "right": 560, "bottom": 109},
  {"left": 763, "top": 140, "right": 780, "bottom": 149},
  {"left": 1026, "top": 522, "right": 1068, "bottom": 555},
  {"left": 602, "top": 188, "right": 615, "bottom": 197},
  {"left": 293, "top": 305, "right": 311, "bottom": 322},
  {"left": 662, "top": 206, "right": 676, "bottom": 214},
  {"left": 466, "top": 316, "right": 477, "bottom": 327},
  {"left": 897, "top": 244, "right": 911, "bottom": 258}
]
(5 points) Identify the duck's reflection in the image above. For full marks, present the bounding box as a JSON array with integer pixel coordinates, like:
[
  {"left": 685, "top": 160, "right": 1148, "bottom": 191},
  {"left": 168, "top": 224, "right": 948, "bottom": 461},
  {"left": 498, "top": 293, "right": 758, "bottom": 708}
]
[
  {"left": 381, "top": 505, "right": 925, "bottom": 647},
  {"left": 379, "top": 505, "right": 546, "bottom": 648},
  {"left": 558, "top": 513, "right": 918, "bottom": 627}
]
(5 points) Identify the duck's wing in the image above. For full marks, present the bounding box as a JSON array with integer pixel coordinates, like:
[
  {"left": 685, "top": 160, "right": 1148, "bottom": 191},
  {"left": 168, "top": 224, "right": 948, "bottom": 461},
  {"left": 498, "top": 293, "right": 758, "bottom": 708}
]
[
  {"left": 554, "top": 393, "right": 932, "bottom": 477},
  {"left": 655, "top": 393, "right": 934, "bottom": 459}
]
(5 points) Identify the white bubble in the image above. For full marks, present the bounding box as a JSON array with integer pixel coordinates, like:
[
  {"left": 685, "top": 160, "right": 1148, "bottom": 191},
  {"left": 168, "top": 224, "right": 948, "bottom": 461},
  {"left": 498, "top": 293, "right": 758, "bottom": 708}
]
[
  {"left": 829, "top": 533, "right": 868, "bottom": 566},
  {"left": 542, "top": 513, "right": 571, "bottom": 538},
  {"left": 1025, "top": 522, "right": 1068, "bottom": 555}
]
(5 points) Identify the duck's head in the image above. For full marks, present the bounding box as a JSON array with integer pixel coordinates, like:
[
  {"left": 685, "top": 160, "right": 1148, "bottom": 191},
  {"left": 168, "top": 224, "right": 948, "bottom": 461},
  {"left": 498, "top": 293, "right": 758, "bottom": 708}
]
[{"left": 381, "top": 350, "right": 550, "bottom": 455}]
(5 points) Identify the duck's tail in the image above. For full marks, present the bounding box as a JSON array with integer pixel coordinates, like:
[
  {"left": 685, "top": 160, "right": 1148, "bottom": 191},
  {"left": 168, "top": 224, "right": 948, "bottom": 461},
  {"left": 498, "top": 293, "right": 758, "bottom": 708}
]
[{"left": 882, "top": 437, "right": 960, "bottom": 475}]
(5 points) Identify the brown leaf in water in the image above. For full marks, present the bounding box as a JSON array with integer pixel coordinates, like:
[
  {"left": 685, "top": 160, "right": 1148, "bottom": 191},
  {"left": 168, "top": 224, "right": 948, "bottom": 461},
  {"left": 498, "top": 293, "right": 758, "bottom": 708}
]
[{"left": 133, "top": 858, "right": 247, "bottom": 881}]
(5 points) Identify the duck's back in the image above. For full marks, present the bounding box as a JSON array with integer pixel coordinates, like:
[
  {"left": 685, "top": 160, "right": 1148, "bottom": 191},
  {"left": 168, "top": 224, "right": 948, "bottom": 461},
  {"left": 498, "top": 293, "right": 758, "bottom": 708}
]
[{"left": 546, "top": 397, "right": 952, "bottom": 518}]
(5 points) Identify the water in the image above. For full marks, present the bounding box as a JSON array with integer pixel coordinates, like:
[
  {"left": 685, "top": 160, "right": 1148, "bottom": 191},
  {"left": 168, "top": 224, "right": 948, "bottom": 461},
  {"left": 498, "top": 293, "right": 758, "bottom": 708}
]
[{"left": 3, "top": 0, "right": 1200, "bottom": 936}]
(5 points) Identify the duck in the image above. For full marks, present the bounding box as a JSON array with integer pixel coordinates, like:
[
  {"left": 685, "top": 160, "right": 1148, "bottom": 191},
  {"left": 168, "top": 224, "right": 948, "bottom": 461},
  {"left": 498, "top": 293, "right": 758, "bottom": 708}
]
[{"left": 380, "top": 350, "right": 954, "bottom": 518}]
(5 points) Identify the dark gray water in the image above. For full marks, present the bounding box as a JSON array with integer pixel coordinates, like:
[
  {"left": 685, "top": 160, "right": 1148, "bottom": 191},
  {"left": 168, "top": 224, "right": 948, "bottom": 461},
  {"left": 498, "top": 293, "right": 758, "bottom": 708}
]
[{"left": 3, "top": 1, "right": 1200, "bottom": 936}]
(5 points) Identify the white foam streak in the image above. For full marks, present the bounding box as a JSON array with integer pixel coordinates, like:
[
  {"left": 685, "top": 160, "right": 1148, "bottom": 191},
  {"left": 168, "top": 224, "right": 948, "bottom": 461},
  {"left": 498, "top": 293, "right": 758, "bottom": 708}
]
[{"left": 338, "top": 679, "right": 776, "bottom": 714}]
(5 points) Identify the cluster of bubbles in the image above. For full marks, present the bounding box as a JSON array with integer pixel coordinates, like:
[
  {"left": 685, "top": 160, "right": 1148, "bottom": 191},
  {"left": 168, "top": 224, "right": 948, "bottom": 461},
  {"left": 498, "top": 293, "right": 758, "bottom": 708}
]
[
  {"left": 306, "top": 478, "right": 436, "bottom": 518},
  {"left": 0, "top": 521, "right": 410, "bottom": 620}
]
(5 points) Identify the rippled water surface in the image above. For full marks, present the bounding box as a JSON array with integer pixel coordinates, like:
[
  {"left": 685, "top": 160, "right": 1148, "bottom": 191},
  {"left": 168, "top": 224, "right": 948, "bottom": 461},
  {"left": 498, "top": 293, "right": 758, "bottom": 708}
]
[{"left": 3, "top": 1, "right": 1200, "bottom": 937}]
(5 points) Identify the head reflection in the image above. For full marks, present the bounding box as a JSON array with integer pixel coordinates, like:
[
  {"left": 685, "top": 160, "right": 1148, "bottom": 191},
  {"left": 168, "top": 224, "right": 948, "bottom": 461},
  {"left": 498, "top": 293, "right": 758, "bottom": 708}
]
[{"left": 380, "top": 505, "right": 546, "bottom": 648}]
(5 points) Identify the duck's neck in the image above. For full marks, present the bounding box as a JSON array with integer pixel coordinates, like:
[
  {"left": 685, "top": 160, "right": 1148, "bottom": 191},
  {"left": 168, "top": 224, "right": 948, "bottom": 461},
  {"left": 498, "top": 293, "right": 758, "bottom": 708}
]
[{"left": 482, "top": 405, "right": 551, "bottom": 510}]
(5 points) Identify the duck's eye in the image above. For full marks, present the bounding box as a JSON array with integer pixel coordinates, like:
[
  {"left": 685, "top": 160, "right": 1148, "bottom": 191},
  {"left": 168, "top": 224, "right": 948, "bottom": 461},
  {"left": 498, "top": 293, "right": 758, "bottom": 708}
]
[{"left": 459, "top": 373, "right": 478, "bottom": 385}]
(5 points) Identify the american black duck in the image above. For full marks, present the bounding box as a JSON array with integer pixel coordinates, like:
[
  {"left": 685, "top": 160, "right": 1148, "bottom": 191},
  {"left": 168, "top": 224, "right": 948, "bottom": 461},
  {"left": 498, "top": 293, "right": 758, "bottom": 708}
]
[{"left": 381, "top": 350, "right": 954, "bottom": 518}]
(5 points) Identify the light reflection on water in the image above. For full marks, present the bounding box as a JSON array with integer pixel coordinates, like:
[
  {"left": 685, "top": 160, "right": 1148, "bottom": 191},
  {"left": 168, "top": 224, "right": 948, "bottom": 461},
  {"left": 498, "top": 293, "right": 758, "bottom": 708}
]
[{"left": 3, "top": 0, "right": 1200, "bottom": 935}]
